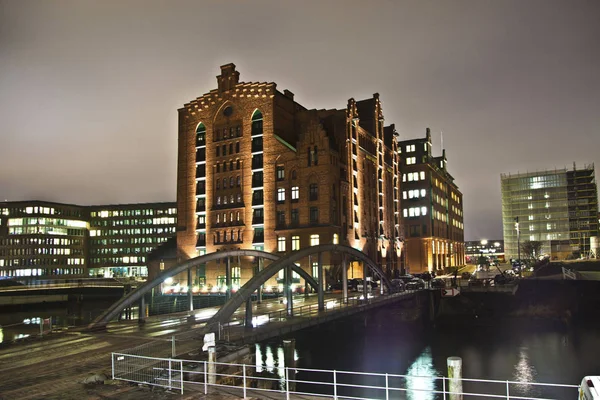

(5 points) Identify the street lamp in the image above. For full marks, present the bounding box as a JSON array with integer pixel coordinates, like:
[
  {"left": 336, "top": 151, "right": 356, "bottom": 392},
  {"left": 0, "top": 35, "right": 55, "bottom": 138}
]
[{"left": 515, "top": 217, "right": 521, "bottom": 277}]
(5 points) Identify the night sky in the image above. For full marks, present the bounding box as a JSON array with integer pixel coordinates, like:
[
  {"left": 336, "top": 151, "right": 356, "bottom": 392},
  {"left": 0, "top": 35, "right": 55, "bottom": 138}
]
[{"left": 1, "top": 0, "right": 599, "bottom": 240}]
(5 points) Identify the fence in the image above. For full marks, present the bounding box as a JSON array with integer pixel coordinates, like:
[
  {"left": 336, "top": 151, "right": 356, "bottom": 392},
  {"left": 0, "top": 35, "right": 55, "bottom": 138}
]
[{"left": 111, "top": 353, "right": 579, "bottom": 399}]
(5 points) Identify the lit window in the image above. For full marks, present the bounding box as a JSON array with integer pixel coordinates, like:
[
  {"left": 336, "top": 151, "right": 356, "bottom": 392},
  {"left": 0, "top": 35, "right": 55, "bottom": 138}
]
[
  {"left": 421, "top": 207, "right": 427, "bottom": 215},
  {"left": 409, "top": 208, "right": 415, "bottom": 217},
  {"left": 291, "top": 186, "right": 299, "bottom": 200},
  {"left": 276, "top": 166, "right": 285, "bottom": 181},
  {"left": 292, "top": 235, "right": 300, "bottom": 250},
  {"left": 277, "top": 237, "right": 286, "bottom": 252},
  {"left": 403, "top": 209, "right": 408, "bottom": 217},
  {"left": 333, "top": 233, "right": 339, "bottom": 244},
  {"left": 277, "top": 188, "right": 286, "bottom": 202},
  {"left": 310, "top": 234, "right": 320, "bottom": 246},
  {"left": 402, "top": 191, "right": 407, "bottom": 199},
  {"left": 402, "top": 174, "right": 406, "bottom": 182},
  {"left": 420, "top": 171, "right": 425, "bottom": 180},
  {"left": 420, "top": 189, "right": 426, "bottom": 197}
]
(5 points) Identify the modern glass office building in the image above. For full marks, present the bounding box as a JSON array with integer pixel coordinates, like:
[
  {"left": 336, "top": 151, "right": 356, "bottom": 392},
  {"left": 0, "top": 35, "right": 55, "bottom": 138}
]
[
  {"left": 0, "top": 200, "right": 176, "bottom": 278},
  {"left": 501, "top": 164, "right": 598, "bottom": 260}
]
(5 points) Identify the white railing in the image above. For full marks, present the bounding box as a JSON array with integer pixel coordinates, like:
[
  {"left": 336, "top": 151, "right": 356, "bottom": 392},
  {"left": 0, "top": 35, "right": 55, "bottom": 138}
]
[{"left": 111, "top": 353, "right": 579, "bottom": 399}]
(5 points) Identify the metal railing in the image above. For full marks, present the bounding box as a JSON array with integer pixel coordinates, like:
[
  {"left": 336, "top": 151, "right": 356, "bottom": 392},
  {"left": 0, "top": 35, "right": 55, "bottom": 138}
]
[
  {"left": 111, "top": 353, "right": 579, "bottom": 399},
  {"left": 0, "top": 279, "right": 131, "bottom": 292}
]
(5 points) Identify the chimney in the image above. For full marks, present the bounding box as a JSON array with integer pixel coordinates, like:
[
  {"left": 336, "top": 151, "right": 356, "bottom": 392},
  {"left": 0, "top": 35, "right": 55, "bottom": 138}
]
[
  {"left": 283, "top": 89, "right": 294, "bottom": 100},
  {"left": 217, "top": 63, "right": 240, "bottom": 92}
]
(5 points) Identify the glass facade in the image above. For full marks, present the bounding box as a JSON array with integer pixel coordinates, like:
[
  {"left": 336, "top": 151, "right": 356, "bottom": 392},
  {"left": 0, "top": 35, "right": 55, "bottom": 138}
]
[
  {"left": 0, "top": 201, "right": 177, "bottom": 278},
  {"left": 501, "top": 165, "right": 598, "bottom": 260}
]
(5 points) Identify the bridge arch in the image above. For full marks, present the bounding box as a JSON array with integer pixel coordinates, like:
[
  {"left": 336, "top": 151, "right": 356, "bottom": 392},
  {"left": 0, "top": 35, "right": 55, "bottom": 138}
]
[
  {"left": 206, "top": 243, "right": 392, "bottom": 330},
  {"left": 87, "top": 249, "right": 316, "bottom": 330}
]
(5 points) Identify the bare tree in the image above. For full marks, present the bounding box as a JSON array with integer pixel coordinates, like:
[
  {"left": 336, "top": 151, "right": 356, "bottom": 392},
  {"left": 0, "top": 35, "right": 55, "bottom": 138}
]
[{"left": 520, "top": 240, "right": 543, "bottom": 261}]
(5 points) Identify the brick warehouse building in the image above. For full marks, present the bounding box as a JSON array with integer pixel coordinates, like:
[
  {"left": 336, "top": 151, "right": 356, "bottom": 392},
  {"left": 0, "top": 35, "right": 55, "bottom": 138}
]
[
  {"left": 176, "top": 64, "right": 404, "bottom": 289},
  {"left": 398, "top": 129, "right": 465, "bottom": 273}
]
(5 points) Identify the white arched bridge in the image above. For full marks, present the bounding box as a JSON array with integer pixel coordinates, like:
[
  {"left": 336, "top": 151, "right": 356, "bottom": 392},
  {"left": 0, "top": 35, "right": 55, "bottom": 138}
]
[{"left": 88, "top": 244, "right": 394, "bottom": 332}]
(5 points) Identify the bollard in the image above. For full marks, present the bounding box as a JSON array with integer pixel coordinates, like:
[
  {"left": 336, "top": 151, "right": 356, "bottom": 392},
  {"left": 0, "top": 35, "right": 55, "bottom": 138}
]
[
  {"left": 207, "top": 346, "right": 217, "bottom": 392},
  {"left": 447, "top": 356, "right": 463, "bottom": 400}
]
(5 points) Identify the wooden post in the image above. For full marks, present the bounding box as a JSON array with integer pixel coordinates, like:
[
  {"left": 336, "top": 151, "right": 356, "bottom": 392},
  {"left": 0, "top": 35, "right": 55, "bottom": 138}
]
[{"left": 447, "top": 356, "right": 463, "bottom": 400}]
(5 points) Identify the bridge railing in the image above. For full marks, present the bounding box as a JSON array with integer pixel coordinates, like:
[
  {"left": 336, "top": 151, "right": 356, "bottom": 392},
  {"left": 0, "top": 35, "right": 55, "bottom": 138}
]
[
  {"left": 215, "top": 290, "right": 419, "bottom": 341},
  {"left": 0, "top": 279, "right": 130, "bottom": 291},
  {"left": 111, "top": 352, "right": 579, "bottom": 399}
]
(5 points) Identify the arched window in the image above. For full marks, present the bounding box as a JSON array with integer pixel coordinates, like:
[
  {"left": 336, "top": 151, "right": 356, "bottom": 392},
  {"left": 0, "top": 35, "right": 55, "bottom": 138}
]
[
  {"left": 216, "top": 214, "right": 220, "bottom": 223},
  {"left": 196, "top": 123, "right": 206, "bottom": 145},
  {"left": 230, "top": 177, "right": 234, "bottom": 187},
  {"left": 235, "top": 142, "right": 240, "bottom": 153},
  {"left": 236, "top": 176, "right": 241, "bottom": 186},
  {"left": 230, "top": 194, "right": 234, "bottom": 203},
  {"left": 237, "top": 160, "right": 241, "bottom": 169},
  {"left": 251, "top": 110, "right": 263, "bottom": 135},
  {"left": 216, "top": 180, "right": 220, "bottom": 190},
  {"left": 216, "top": 164, "right": 220, "bottom": 173},
  {"left": 223, "top": 196, "right": 228, "bottom": 204},
  {"left": 237, "top": 194, "right": 241, "bottom": 202},
  {"left": 230, "top": 161, "right": 234, "bottom": 170},
  {"left": 217, "top": 196, "right": 221, "bottom": 205},
  {"left": 292, "top": 170, "right": 297, "bottom": 180},
  {"left": 223, "top": 178, "right": 227, "bottom": 188},
  {"left": 229, "top": 143, "right": 233, "bottom": 154},
  {"left": 236, "top": 211, "right": 240, "bottom": 221},
  {"left": 230, "top": 212, "right": 233, "bottom": 222}
]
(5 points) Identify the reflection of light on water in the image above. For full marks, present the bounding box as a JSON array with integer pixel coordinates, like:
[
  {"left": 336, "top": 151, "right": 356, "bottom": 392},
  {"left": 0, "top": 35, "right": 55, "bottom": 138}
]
[
  {"left": 406, "top": 347, "right": 437, "bottom": 400},
  {"left": 512, "top": 347, "right": 539, "bottom": 397},
  {"left": 254, "top": 343, "right": 291, "bottom": 391},
  {"left": 265, "top": 346, "right": 275, "bottom": 372},
  {"left": 278, "top": 347, "right": 286, "bottom": 388},
  {"left": 514, "top": 348, "right": 536, "bottom": 382},
  {"left": 255, "top": 344, "right": 263, "bottom": 373},
  {"left": 0, "top": 327, "right": 3, "bottom": 344}
]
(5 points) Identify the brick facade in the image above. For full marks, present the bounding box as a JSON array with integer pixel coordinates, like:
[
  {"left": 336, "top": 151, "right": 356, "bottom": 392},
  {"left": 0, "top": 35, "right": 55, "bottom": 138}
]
[{"left": 177, "top": 64, "right": 404, "bottom": 289}]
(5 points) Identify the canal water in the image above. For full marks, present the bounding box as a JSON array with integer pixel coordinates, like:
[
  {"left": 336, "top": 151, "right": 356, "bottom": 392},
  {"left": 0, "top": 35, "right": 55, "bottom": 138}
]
[{"left": 256, "top": 302, "right": 600, "bottom": 398}]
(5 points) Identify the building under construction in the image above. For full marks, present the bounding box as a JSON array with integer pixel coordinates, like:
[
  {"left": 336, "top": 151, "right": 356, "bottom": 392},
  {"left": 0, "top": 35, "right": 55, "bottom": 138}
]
[{"left": 501, "top": 163, "right": 599, "bottom": 260}]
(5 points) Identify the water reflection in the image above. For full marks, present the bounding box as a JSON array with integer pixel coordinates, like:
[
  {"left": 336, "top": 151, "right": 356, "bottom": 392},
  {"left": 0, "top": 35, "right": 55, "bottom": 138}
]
[
  {"left": 512, "top": 346, "right": 540, "bottom": 398},
  {"left": 255, "top": 343, "right": 299, "bottom": 391},
  {"left": 405, "top": 346, "right": 439, "bottom": 400}
]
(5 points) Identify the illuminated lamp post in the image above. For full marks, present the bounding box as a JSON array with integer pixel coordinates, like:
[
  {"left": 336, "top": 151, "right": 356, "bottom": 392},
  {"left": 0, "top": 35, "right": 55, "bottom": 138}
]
[{"left": 515, "top": 217, "right": 521, "bottom": 277}]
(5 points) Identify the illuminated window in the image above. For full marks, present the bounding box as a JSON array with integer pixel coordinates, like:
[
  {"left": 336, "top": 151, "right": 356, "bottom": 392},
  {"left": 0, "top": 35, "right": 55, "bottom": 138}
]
[
  {"left": 292, "top": 235, "right": 300, "bottom": 251},
  {"left": 420, "top": 189, "right": 426, "bottom": 197},
  {"left": 310, "top": 234, "right": 320, "bottom": 246},
  {"left": 333, "top": 233, "right": 339, "bottom": 244},
  {"left": 420, "top": 171, "right": 425, "bottom": 180},
  {"left": 277, "top": 237, "right": 286, "bottom": 252},
  {"left": 291, "top": 186, "right": 299, "bottom": 200},
  {"left": 277, "top": 188, "right": 286, "bottom": 202},
  {"left": 421, "top": 206, "right": 427, "bottom": 215},
  {"left": 276, "top": 166, "right": 285, "bottom": 181},
  {"left": 402, "top": 191, "right": 407, "bottom": 199}
]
